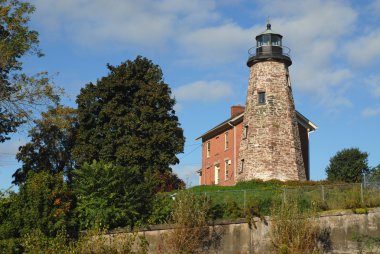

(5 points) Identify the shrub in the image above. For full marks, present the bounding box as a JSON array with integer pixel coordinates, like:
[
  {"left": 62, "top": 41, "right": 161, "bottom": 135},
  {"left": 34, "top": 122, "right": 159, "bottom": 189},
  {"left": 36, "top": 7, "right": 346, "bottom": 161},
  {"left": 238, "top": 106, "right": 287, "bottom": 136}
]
[
  {"left": 270, "top": 197, "right": 322, "bottom": 254},
  {"left": 352, "top": 208, "right": 368, "bottom": 214},
  {"left": 147, "top": 192, "right": 173, "bottom": 225},
  {"left": 158, "top": 191, "right": 223, "bottom": 253},
  {"left": 353, "top": 234, "right": 380, "bottom": 254}
]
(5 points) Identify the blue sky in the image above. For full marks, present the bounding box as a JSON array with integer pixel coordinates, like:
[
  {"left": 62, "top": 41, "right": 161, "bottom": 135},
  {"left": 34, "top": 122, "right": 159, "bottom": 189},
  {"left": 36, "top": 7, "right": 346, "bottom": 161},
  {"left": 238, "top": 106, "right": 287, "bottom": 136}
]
[{"left": 1, "top": 0, "right": 380, "bottom": 189}]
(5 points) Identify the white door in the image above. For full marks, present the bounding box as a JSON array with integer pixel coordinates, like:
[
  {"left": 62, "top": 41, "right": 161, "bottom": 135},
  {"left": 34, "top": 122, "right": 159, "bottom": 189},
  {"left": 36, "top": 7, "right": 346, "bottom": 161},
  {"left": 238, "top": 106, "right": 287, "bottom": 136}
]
[{"left": 214, "top": 165, "right": 220, "bottom": 185}]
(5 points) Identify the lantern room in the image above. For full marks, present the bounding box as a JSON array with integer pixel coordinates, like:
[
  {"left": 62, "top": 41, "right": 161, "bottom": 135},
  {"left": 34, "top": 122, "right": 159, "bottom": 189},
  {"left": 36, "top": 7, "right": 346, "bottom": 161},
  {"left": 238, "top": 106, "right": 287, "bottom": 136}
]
[{"left": 247, "top": 23, "right": 292, "bottom": 67}]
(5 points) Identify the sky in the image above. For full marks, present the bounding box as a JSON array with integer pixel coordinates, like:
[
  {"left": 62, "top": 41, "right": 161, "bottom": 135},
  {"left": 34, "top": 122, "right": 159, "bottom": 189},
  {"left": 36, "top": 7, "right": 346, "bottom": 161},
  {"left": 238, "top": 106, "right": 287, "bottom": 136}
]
[{"left": 1, "top": 0, "right": 380, "bottom": 190}]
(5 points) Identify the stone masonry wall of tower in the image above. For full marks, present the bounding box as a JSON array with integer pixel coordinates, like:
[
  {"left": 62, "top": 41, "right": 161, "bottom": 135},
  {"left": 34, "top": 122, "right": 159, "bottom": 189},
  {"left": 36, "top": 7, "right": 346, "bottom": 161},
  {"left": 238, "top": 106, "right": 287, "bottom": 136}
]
[{"left": 237, "top": 60, "right": 306, "bottom": 181}]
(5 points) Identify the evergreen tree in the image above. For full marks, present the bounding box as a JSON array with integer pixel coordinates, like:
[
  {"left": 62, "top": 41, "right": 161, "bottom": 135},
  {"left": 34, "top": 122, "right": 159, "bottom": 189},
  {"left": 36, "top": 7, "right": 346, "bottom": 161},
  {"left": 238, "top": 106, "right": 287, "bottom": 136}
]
[
  {"left": 73, "top": 56, "right": 185, "bottom": 177},
  {"left": 326, "top": 148, "right": 370, "bottom": 183}
]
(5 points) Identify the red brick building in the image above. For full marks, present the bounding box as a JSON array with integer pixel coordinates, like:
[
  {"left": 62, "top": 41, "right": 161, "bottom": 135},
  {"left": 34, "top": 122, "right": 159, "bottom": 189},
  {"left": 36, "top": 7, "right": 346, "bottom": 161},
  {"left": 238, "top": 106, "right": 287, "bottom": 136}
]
[{"left": 196, "top": 106, "right": 316, "bottom": 186}]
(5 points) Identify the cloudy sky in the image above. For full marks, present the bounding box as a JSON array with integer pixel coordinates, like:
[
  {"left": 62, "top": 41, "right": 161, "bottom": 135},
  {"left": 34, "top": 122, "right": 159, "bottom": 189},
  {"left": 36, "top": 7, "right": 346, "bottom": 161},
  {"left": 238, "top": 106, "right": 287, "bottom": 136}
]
[{"left": 1, "top": 0, "right": 380, "bottom": 189}]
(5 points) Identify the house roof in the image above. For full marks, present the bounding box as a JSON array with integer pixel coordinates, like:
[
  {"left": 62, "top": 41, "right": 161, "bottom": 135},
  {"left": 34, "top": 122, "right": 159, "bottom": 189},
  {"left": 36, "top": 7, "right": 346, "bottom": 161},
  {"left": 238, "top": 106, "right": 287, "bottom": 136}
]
[{"left": 195, "top": 110, "right": 317, "bottom": 141}]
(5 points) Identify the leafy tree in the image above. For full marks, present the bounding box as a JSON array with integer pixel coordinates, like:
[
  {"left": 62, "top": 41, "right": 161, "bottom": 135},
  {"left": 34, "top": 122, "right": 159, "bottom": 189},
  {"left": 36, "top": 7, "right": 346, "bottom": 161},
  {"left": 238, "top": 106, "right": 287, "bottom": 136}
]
[
  {"left": 73, "top": 56, "right": 184, "bottom": 179},
  {"left": 0, "top": 171, "right": 76, "bottom": 252},
  {"left": 153, "top": 170, "right": 185, "bottom": 192},
  {"left": 0, "top": 0, "right": 62, "bottom": 142},
  {"left": 369, "top": 164, "right": 380, "bottom": 181},
  {"left": 17, "top": 171, "right": 76, "bottom": 237},
  {"left": 326, "top": 148, "right": 370, "bottom": 183},
  {"left": 72, "top": 161, "right": 155, "bottom": 230},
  {"left": 13, "top": 106, "right": 77, "bottom": 185}
]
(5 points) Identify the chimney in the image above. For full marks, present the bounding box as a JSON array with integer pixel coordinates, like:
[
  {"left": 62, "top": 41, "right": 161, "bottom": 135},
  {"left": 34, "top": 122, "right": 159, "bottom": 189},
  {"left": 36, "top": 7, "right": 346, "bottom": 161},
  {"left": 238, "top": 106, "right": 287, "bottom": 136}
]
[{"left": 230, "top": 105, "right": 245, "bottom": 118}]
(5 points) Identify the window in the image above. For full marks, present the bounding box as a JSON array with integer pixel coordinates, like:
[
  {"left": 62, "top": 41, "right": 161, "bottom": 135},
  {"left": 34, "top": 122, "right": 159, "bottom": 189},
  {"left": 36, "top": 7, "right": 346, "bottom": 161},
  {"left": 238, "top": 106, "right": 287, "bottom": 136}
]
[
  {"left": 243, "top": 125, "right": 248, "bottom": 139},
  {"left": 224, "top": 132, "right": 229, "bottom": 150},
  {"left": 225, "top": 160, "right": 229, "bottom": 180},
  {"left": 258, "top": 91, "right": 266, "bottom": 104},
  {"left": 206, "top": 141, "right": 211, "bottom": 158},
  {"left": 240, "top": 159, "right": 244, "bottom": 173}
]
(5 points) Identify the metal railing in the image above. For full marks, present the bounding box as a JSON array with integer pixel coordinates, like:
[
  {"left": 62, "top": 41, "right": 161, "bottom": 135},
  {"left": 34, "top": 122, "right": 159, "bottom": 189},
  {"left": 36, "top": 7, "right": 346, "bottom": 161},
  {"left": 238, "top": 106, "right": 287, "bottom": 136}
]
[{"left": 248, "top": 45, "right": 291, "bottom": 58}]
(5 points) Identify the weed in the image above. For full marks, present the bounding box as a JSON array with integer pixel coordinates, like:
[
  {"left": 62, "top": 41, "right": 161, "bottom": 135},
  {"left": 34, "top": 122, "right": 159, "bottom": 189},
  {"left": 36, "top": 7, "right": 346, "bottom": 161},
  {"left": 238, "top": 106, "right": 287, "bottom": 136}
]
[{"left": 270, "top": 197, "right": 323, "bottom": 254}]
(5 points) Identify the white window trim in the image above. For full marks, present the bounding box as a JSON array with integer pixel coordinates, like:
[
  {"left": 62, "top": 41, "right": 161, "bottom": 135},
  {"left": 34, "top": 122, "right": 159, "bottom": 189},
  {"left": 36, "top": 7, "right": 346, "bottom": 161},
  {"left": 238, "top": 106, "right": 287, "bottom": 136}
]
[
  {"left": 225, "top": 160, "right": 229, "bottom": 180},
  {"left": 206, "top": 141, "right": 210, "bottom": 158},
  {"left": 224, "top": 132, "right": 229, "bottom": 150}
]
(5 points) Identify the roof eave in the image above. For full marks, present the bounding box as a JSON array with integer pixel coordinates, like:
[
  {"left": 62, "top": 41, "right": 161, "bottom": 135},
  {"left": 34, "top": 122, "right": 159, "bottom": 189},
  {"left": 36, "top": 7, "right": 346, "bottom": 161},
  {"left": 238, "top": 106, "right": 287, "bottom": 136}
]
[{"left": 196, "top": 111, "right": 317, "bottom": 141}]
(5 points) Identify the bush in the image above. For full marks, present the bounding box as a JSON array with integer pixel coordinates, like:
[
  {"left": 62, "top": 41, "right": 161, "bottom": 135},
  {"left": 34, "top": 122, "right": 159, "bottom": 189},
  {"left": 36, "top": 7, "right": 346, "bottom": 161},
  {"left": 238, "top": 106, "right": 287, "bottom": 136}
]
[
  {"left": 72, "top": 161, "right": 155, "bottom": 230},
  {"left": 270, "top": 197, "right": 321, "bottom": 254},
  {"left": 158, "top": 191, "right": 223, "bottom": 253},
  {"left": 147, "top": 192, "right": 173, "bottom": 225}
]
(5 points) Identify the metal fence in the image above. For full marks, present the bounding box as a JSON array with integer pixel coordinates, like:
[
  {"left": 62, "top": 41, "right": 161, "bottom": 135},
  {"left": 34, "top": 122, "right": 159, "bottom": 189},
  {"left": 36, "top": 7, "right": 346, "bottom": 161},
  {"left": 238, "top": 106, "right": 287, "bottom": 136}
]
[{"left": 200, "top": 182, "right": 380, "bottom": 216}]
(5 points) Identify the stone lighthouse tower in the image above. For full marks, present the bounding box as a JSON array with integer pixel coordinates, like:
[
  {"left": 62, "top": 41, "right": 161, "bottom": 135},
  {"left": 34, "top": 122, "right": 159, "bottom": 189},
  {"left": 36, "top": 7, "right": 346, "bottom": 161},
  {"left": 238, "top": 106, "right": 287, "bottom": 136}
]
[{"left": 237, "top": 23, "right": 306, "bottom": 182}]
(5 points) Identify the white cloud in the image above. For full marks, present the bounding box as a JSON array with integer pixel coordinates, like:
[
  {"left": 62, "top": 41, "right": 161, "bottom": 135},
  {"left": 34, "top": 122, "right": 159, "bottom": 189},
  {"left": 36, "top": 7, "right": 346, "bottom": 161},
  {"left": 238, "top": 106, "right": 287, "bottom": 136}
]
[
  {"left": 362, "top": 106, "right": 380, "bottom": 117},
  {"left": 368, "top": 0, "right": 380, "bottom": 16},
  {"left": 345, "top": 28, "right": 380, "bottom": 66},
  {"left": 174, "top": 80, "right": 233, "bottom": 102},
  {"left": 31, "top": 0, "right": 219, "bottom": 50},
  {"left": 365, "top": 75, "right": 380, "bottom": 98},
  {"left": 178, "top": 23, "right": 254, "bottom": 65},
  {"left": 33, "top": 0, "right": 174, "bottom": 49}
]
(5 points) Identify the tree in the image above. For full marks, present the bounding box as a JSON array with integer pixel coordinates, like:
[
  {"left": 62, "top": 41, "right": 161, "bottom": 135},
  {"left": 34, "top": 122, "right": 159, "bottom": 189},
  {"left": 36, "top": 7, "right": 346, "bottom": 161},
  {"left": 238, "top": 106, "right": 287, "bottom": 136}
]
[
  {"left": 13, "top": 106, "right": 77, "bottom": 185},
  {"left": 72, "top": 161, "right": 154, "bottom": 230},
  {"left": 0, "top": 171, "right": 76, "bottom": 250},
  {"left": 326, "top": 148, "right": 370, "bottom": 183},
  {"left": 0, "top": 0, "right": 62, "bottom": 142},
  {"left": 73, "top": 56, "right": 185, "bottom": 178},
  {"left": 369, "top": 164, "right": 380, "bottom": 181}
]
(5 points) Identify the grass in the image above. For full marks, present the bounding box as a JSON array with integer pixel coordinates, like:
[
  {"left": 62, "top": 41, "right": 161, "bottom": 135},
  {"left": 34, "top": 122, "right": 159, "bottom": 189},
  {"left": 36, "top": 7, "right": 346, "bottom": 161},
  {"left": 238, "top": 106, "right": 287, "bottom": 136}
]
[{"left": 183, "top": 180, "right": 380, "bottom": 219}]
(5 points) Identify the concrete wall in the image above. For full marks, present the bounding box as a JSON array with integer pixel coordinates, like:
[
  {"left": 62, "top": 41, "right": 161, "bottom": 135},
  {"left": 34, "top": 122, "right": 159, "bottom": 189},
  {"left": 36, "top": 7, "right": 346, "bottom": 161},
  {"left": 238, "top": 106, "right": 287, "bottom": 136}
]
[{"left": 110, "top": 208, "right": 380, "bottom": 253}]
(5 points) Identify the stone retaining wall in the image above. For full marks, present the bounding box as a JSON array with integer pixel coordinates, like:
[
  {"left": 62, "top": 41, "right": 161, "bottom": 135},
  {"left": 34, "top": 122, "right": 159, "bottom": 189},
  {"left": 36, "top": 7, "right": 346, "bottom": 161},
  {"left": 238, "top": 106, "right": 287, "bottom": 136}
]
[{"left": 108, "top": 208, "right": 380, "bottom": 253}]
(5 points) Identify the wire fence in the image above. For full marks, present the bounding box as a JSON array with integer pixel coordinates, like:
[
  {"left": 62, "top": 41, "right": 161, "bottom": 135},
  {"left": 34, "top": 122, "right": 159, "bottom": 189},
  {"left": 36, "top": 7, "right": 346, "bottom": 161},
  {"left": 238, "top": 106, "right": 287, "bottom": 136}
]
[{"left": 199, "top": 181, "right": 380, "bottom": 218}]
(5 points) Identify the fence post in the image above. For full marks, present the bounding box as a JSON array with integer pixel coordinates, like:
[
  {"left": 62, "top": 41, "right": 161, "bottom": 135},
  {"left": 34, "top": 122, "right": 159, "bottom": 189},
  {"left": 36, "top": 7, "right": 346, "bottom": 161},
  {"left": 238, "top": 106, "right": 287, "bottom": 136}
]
[
  {"left": 360, "top": 183, "right": 364, "bottom": 204},
  {"left": 282, "top": 188, "right": 286, "bottom": 205},
  {"left": 321, "top": 185, "right": 325, "bottom": 202},
  {"left": 243, "top": 190, "right": 247, "bottom": 216}
]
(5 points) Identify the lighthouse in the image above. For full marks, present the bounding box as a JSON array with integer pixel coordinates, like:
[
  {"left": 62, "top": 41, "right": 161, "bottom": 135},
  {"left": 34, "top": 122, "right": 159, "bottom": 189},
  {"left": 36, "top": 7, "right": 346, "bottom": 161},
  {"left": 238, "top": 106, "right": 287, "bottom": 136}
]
[{"left": 237, "top": 23, "right": 306, "bottom": 181}]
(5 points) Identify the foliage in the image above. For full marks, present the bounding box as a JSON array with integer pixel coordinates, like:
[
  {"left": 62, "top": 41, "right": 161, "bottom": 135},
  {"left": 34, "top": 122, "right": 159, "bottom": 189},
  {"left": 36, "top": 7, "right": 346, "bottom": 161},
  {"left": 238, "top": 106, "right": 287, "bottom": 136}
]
[
  {"left": 0, "top": 0, "right": 62, "bottom": 142},
  {"left": 353, "top": 234, "right": 380, "bottom": 254},
  {"left": 73, "top": 56, "right": 184, "bottom": 178},
  {"left": 326, "top": 148, "right": 370, "bottom": 183},
  {"left": 13, "top": 106, "right": 77, "bottom": 185},
  {"left": 189, "top": 179, "right": 339, "bottom": 193},
  {"left": 16, "top": 171, "right": 76, "bottom": 238},
  {"left": 153, "top": 170, "right": 185, "bottom": 193},
  {"left": 0, "top": 171, "right": 76, "bottom": 253},
  {"left": 270, "top": 198, "right": 322, "bottom": 254},
  {"left": 0, "top": 188, "right": 20, "bottom": 251},
  {"left": 76, "top": 228, "right": 148, "bottom": 254},
  {"left": 20, "top": 228, "right": 149, "bottom": 254},
  {"left": 72, "top": 161, "right": 155, "bottom": 230},
  {"left": 369, "top": 164, "right": 380, "bottom": 181},
  {"left": 158, "top": 191, "right": 223, "bottom": 254},
  {"left": 352, "top": 207, "right": 368, "bottom": 214},
  {"left": 147, "top": 192, "right": 174, "bottom": 225}
]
